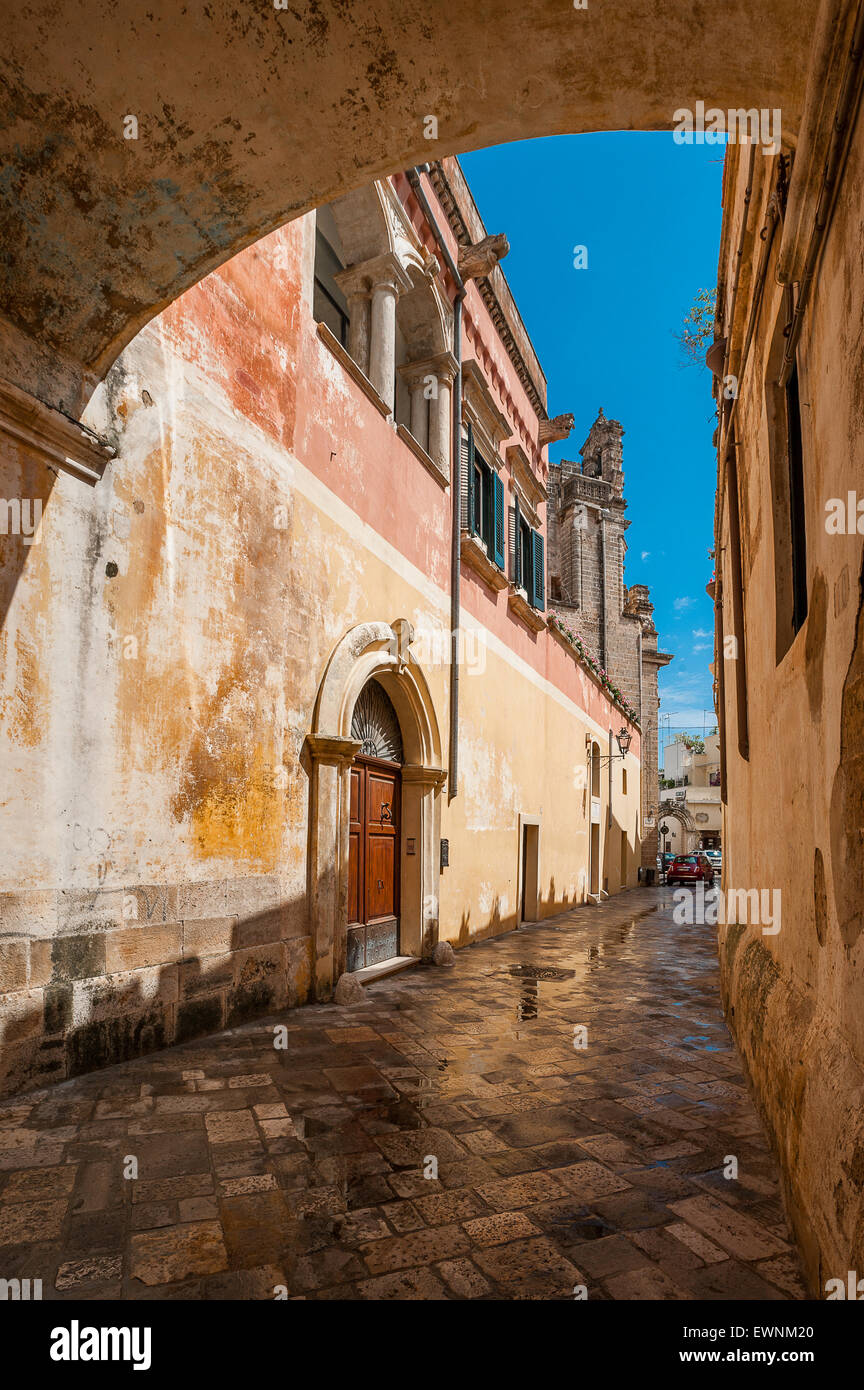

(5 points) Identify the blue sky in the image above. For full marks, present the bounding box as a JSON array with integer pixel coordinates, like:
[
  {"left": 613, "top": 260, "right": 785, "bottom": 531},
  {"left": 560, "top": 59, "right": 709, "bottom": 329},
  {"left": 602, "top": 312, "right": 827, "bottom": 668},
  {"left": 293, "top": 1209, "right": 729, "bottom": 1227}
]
[{"left": 460, "top": 133, "right": 722, "bottom": 745}]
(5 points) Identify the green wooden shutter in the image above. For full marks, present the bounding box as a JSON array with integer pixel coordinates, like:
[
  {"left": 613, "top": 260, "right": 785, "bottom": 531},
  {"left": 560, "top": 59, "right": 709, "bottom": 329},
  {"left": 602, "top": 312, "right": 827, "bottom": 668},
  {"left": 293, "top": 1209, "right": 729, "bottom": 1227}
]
[
  {"left": 460, "top": 423, "right": 474, "bottom": 533},
  {"left": 492, "top": 471, "right": 505, "bottom": 569},
  {"left": 511, "top": 492, "right": 521, "bottom": 584},
  {"left": 530, "top": 529, "right": 545, "bottom": 610}
]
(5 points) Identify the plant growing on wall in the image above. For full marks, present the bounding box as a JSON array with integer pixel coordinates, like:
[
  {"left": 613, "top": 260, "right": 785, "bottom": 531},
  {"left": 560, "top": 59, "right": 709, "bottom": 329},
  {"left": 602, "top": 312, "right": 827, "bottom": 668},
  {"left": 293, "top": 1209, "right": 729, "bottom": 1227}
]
[
  {"left": 674, "top": 732, "right": 705, "bottom": 754},
  {"left": 676, "top": 287, "right": 717, "bottom": 366},
  {"left": 549, "top": 615, "right": 640, "bottom": 725}
]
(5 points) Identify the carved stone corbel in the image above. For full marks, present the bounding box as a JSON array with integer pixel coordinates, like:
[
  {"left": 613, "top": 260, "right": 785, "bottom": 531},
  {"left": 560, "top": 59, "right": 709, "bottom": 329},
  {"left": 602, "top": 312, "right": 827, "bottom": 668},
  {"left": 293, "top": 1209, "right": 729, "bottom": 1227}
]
[
  {"left": 538, "top": 412, "right": 575, "bottom": 449},
  {"left": 458, "top": 233, "right": 510, "bottom": 282}
]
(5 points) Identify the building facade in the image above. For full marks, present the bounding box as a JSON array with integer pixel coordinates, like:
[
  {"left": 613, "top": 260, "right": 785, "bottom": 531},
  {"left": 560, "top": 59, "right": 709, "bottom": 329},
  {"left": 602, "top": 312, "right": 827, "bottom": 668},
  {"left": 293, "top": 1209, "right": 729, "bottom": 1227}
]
[
  {"left": 710, "top": 3, "right": 864, "bottom": 1292},
  {"left": 660, "top": 735, "right": 722, "bottom": 856},
  {"left": 547, "top": 410, "right": 672, "bottom": 869},
  {"left": 0, "top": 159, "right": 643, "bottom": 1097}
]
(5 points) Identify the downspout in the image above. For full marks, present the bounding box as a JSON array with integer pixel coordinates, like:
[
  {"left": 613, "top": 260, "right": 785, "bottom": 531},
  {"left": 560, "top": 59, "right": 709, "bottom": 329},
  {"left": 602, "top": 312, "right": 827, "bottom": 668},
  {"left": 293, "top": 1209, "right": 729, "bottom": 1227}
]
[{"left": 407, "top": 165, "right": 465, "bottom": 799}]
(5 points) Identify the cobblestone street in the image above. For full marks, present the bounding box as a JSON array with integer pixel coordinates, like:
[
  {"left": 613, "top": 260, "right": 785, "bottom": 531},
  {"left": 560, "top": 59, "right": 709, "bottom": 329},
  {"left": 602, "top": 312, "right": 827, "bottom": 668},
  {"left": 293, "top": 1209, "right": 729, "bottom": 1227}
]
[{"left": 0, "top": 888, "right": 807, "bottom": 1300}]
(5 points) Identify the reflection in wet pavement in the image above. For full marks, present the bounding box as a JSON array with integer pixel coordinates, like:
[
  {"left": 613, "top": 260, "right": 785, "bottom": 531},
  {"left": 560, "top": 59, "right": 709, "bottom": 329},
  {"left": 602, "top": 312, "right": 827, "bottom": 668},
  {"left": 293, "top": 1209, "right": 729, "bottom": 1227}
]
[{"left": 0, "top": 888, "right": 807, "bottom": 1300}]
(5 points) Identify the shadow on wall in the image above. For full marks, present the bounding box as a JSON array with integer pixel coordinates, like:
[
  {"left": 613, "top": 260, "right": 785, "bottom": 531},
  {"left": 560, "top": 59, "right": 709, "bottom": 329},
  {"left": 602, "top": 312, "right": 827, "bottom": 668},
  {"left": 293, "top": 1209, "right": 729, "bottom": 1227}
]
[
  {"left": 0, "top": 451, "right": 57, "bottom": 637},
  {"left": 453, "top": 897, "right": 506, "bottom": 951},
  {"left": 0, "top": 896, "right": 315, "bottom": 1100}
]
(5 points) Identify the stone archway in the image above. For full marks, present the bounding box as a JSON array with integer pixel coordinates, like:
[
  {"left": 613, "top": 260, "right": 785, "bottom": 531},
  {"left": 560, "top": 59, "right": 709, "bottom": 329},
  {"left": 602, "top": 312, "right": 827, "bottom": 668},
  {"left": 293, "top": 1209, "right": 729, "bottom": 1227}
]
[
  {"left": 0, "top": 0, "right": 818, "bottom": 414},
  {"left": 656, "top": 802, "right": 697, "bottom": 855},
  {"left": 302, "top": 619, "right": 445, "bottom": 997}
]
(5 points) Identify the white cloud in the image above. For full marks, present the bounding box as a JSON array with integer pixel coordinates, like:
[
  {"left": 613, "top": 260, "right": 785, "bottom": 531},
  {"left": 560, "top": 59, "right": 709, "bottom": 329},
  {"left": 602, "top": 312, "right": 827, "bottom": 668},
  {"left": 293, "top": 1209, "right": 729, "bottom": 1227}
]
[
  {"left": 674, "top": 596, "right": 695, "bottom": 611},
  {"left": 692, "top": 627, "right": 712, "bottom": 638},
  {"left": 641, "top": 550, "right": 650, "bottom": 561}
]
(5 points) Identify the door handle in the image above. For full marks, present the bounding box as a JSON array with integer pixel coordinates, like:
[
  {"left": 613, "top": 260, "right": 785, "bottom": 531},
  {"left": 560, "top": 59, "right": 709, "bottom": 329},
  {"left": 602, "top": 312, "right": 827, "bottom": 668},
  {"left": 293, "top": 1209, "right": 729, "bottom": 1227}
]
[{"left": 377, "top": 879, "right": 384, "bottom": 890}]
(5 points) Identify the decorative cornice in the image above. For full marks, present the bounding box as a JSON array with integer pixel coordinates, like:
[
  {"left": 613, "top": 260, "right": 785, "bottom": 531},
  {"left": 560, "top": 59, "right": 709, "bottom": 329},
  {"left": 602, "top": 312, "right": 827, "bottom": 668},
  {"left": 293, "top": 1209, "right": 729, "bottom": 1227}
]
[
  {"left": 461, "top": 358, "right": 513, "bottom": 458},
  {"left": 401, "top": 763, "right": 447, "bottom": 788},
  {"left": 460, "top": 532, "right": 508, "bottom": 591},
  {"left": 508, "top": 586, "right": 546, "bottom": 632},
  {"left": 426, "top": 163, "right": 548, "bottom": 422},
  {"left": 334, "top": 250, "right": 413, "bottom": 298},
  {"left": 302, "top": 733, "right": 362, "bottom": 767},
  {"left": 505, "top": 442, "right": 547, "bottom": 517},
  {"left": 398, "top": 350, "right": 459, "bottom": 387},
  {"left": 0, "top": 378, "right": 115, "bottom": 484}
]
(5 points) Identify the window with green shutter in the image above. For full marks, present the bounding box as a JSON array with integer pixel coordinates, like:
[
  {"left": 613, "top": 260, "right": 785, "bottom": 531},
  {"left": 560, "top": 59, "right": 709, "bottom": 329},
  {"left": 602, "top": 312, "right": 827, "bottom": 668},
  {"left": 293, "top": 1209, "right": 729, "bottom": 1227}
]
[
  {"left": 492, "top": 472, "right": 505, "bottom": 569},
  {"left": 530, "top": 529, "right": 545, "bottom": 611},
  {"left": 464, "top": 431, "right": 505, "bottom": 573}
]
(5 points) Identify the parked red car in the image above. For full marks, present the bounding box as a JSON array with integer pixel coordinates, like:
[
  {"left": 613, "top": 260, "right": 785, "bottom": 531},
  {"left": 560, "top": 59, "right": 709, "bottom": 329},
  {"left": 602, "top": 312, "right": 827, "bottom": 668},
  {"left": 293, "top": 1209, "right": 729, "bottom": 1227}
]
[{"left": 667, "top": 853, "right": 716, "bottom": 887}]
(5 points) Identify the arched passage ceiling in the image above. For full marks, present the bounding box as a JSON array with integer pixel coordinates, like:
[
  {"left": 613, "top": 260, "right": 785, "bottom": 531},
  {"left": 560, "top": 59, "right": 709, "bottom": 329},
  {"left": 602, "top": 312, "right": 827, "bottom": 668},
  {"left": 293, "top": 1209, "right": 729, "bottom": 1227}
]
[{"left": 0, "top": 0, "right": 818, "bottom": 411}]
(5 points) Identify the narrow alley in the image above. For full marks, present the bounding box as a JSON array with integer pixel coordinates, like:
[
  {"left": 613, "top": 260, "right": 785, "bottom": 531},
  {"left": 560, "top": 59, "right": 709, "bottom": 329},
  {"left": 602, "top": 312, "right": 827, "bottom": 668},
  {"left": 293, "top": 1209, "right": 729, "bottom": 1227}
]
[{"left": 0, "top": 888, "right": 806, "bottom": 1301}]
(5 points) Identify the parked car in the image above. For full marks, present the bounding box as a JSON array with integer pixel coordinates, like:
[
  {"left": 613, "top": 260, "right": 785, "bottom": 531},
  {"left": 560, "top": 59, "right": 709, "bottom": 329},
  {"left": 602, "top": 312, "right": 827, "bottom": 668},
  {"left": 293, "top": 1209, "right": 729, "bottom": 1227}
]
[
  {"left": 667, "top": 853, "right": 716, "bottom": 887},
  {"left": 705, "top": 850, "right": 722, "bottom": 872}
]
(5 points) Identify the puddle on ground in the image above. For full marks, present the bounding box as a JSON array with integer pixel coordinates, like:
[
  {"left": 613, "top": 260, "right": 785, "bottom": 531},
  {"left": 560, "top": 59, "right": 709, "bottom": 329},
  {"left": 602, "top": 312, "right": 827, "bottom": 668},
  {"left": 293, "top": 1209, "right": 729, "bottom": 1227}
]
[
  {"left": 517, "top": 979, "right": 539, "bottom": 1021},
  {"left": 507, "top": 963, "right": 575, "bottom": 981}
]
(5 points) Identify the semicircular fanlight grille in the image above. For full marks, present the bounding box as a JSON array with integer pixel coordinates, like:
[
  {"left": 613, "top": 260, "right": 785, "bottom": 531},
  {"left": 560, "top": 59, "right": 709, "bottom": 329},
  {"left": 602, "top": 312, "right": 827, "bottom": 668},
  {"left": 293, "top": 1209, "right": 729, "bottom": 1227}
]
[{"left": 350, "top": 679, "right": 403, "bottom": 762}]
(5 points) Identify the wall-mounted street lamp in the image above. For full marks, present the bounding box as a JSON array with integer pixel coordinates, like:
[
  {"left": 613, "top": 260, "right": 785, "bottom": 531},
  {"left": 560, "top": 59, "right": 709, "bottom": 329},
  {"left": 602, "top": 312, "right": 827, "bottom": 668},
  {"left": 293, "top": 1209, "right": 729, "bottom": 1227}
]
[{"left": 599, "top": 726, "right": 632, "bottom": 764}]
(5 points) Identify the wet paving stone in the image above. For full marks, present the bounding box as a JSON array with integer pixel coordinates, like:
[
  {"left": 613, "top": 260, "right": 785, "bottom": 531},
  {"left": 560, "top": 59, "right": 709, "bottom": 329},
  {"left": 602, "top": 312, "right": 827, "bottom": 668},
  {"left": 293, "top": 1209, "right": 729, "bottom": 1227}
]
[{"left": 0, "top": 888, "right": 809, "bottom": 1299}]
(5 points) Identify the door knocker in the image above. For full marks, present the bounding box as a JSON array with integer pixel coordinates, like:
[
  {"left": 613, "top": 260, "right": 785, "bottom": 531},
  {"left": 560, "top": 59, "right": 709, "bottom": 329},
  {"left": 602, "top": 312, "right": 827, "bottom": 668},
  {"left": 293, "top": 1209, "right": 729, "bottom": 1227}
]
[{"left": 380, "top": 801, "right": 392, "bottom": 823}]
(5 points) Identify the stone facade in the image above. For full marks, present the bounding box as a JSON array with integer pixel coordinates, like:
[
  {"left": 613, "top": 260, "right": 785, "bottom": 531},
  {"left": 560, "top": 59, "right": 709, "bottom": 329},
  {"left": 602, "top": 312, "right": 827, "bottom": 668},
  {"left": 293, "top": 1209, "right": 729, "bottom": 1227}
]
[
  {"left": 0, "top": 164, "right": 643, "bottom": 1098},
  {"left": 548, "top": 410, "right": 672, "bottom": 867},
  {"left": 711, "top": 0, "right": 864, "bottom": 1292}
]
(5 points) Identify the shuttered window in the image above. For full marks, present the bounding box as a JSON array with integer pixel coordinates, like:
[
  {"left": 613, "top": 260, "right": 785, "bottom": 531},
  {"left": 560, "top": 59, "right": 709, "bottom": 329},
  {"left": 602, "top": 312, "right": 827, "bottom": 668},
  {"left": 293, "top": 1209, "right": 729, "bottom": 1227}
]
[
  {"left": 530, "top": 529, "right": 545, "bottom": 611},
  {"left": 508, "top": 490, "right": 545, "bottom": 610},
  {"left": 460, "top": 424, "right": 473, "bottom": 533},
  {"left": 462, "top": 423, "right": 505, "bottom": 573}
]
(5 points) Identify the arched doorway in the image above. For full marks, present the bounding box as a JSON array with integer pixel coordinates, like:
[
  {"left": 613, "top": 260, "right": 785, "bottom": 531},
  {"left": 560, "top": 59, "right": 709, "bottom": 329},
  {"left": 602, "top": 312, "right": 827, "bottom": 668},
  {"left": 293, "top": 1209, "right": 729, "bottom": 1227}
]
[
  {"left": 303, "top": 619, "right": 445, "bottom": 997},
  {"left": 347, "top": 678, "right": 404, "bottom": 971}
]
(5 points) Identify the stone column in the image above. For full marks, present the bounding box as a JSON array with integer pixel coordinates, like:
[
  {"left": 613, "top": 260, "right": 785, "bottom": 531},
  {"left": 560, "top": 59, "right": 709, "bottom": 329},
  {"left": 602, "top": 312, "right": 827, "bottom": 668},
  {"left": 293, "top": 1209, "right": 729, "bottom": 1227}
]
[
  {"left": 301, "top": 733, "right": 361, "bottom": 997},
  {"left": 428, "top": 357, "right": 457, "bottom": 479},
  {"left": 346, "top": 292, "right": 370, "bottom": 377},
  {"left": 409, "top": 377, "right": 428, "bottom": 451},
  {"left": 401, "top": 764, "right": 446, "bottom": 959},
  {"left": 369, "top": 275, "right": 399, "bottom": 409},
  {"left": 399, "top": 351, "right": 458, "bottom": 476}
]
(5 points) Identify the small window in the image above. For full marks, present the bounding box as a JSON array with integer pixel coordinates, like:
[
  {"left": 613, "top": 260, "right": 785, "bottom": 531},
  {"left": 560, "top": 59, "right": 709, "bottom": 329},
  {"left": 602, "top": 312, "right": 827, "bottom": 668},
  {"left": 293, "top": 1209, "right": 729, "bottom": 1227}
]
[
  {"left": 519, "top": 516, "right": 532, "bottom": 592},
  {"left": 464, "top": 424, "right": 505, "bottom": 570},
  {"left": 622, "top": 768, "right": 628, "bottom": 796},
  {"left": 313, "top": 225, "right": 349, "bottom": 347},
  {"left": 767, "top": 310, "right": 808, "bottom": 661},
  {"left": 786, "top": 362, "right": 808, "bottom": 636},
  {"left": 508, "top": 492, "right": 544, "bottom": 610},
  {"left": 472, "top": 447, "right": 493, "bottom": 549}
]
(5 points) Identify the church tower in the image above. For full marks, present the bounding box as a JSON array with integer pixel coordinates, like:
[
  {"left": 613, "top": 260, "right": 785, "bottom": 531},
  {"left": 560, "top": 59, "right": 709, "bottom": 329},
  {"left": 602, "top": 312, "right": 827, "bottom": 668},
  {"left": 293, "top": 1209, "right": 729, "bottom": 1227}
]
[{"left": 547, "top": 409, "right": 673, "bottom": 869}]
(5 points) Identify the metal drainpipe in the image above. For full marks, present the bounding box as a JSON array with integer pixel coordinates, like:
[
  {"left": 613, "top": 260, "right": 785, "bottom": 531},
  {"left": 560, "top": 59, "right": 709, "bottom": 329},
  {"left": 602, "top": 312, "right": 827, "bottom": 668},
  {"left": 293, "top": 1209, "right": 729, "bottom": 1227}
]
[{"left": 406, "top": 165, "right": 465, "bottom": 799}]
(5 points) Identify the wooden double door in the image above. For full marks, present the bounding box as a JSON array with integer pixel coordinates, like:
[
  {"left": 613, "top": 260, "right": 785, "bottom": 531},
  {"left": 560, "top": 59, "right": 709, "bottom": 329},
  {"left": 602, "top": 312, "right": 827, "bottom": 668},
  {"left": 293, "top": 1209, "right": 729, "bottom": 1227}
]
[{"left": 347, "top": 755, "right": 401, "bottom": 971}]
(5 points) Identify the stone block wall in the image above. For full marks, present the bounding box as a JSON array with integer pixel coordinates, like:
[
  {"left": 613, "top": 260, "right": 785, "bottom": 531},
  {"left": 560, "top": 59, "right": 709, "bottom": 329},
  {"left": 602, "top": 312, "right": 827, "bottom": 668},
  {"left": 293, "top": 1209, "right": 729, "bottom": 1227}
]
[{"left": 0, "top": 877, "right": 314, "bottom": 1095}]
